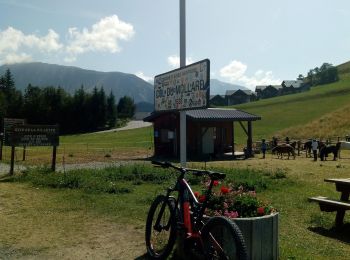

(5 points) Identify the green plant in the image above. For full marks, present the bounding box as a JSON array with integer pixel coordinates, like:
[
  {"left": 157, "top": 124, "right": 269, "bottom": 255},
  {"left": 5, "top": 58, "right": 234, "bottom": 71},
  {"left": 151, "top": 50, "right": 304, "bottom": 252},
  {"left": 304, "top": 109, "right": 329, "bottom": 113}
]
[{"left": 197, "top": 181, "right": 276, "bottom": 219}]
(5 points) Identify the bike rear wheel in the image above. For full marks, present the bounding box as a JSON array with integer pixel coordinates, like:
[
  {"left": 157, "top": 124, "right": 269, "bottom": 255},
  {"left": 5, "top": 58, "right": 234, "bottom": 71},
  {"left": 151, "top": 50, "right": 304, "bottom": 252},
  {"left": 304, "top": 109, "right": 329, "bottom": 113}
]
[
  {"left": 201, "top": 216, "right": 247, "bottom": 260},
  {"left": 145, "top": 195, "right": 177, "bottom": 259}
]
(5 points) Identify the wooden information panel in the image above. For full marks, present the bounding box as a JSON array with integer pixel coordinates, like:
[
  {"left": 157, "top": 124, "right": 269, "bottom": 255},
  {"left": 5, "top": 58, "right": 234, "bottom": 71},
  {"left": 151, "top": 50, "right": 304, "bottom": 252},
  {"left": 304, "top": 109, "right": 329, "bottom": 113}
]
[{"left": 9, "top": 125, "right": 59, "bottom": 147}]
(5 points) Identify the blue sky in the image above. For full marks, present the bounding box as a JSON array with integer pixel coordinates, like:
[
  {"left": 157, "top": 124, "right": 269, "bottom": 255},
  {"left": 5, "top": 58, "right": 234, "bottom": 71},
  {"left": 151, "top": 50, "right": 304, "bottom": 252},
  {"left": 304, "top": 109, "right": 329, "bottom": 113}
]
[{"left": 1, "top": 0, "right": 350, "bottom": 90}]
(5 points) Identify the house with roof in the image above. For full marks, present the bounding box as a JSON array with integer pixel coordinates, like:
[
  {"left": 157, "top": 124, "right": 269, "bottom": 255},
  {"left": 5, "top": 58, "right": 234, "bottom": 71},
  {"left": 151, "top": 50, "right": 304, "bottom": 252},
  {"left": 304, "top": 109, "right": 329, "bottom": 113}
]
[
  {"left": 225, "top": 89, "right": 257, "bottom": 106},
  {"left": 255, "top": 85, "right": 282, "bottom": 99},
  {"left": 144, "top": 108, "right": 261, "bottom": 160},
  {"left": 209, "top": 94, "right": 226, "bottom": 106},
  {"left": 281, "top": 80, "right": 309, "bottom": 94},
  {"left": 255, "top": 80, "right": 310, "bottom": 100}
]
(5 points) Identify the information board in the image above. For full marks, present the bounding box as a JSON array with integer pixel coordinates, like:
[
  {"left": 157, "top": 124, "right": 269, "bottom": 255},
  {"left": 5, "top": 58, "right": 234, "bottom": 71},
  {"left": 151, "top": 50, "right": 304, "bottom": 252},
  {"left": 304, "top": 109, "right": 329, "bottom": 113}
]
[
  {"left": 154, "top": 59, "right": 210, "bottom": 112},
  {"left": 9, "top": 125, "right": 59, "bottom": 147},
  {"left": 3, "top": 118, "right": 26, "bottom": 146}
]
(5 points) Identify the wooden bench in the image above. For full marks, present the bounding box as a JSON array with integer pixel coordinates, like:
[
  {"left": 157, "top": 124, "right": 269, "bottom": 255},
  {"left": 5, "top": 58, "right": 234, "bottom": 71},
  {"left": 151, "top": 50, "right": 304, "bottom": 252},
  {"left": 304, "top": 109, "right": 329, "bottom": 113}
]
[{"left": 309, "top": 196, "right": 350, "bottom": 227}]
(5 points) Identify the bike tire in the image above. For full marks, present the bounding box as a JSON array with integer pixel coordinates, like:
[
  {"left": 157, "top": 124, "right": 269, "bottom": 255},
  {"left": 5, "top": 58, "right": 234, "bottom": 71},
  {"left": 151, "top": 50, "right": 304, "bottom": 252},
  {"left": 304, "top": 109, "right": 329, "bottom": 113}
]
[
  {"left": 201, "top": 216, "right": 248, "bottom": 260},
  {"left": 145, "top": 195, "right": 177, "bottom": 259}
]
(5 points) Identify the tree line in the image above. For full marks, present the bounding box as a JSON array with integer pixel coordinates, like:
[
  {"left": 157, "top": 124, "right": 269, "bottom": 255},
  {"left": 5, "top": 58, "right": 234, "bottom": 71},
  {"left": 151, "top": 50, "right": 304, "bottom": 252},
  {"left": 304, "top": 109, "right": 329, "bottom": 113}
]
[
  {"left": 0, "top": 69, "right": 136, "bottom": 134},
  {"left": 298, "top": 62, "right": 339, "bottom": 87}
]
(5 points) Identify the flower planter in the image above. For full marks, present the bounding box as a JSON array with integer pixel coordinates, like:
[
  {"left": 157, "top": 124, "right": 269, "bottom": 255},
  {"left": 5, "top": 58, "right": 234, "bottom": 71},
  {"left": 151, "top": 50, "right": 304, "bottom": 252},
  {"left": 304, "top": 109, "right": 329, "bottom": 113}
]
[{"left": 232, "top": 213, "right": 279, "bottom": 260}]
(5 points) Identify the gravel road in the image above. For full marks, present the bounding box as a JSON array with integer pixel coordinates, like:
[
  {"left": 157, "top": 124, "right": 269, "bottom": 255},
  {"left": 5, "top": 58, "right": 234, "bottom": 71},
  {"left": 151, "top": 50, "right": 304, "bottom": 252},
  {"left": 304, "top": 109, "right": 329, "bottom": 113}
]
[{"left": 95, "top": 120, "right": 152, "bottom": 134}]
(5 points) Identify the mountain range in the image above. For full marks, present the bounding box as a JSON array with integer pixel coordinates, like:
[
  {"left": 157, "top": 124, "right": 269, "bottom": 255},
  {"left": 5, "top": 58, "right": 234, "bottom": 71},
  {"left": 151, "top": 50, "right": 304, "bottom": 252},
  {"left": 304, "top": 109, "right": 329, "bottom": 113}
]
[{"left": 0, "top": 62, "right": 248, "bottom": 107}]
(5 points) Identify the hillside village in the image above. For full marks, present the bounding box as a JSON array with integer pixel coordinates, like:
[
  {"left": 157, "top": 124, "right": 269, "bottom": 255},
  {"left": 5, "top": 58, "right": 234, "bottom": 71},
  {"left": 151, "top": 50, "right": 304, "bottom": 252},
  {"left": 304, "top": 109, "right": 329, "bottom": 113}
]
[{"left": 210, "top": 79, "right": 311, "bottom": 106}]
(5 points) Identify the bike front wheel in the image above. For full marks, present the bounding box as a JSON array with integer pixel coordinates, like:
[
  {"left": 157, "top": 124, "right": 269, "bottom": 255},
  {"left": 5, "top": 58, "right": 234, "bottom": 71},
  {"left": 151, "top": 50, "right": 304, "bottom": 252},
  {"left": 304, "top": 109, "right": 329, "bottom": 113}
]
[
  {"left": 201, "top": 216, "right": 247, "bottom": 260},
  {"left": 145, "top": 195, "right": 177, "bottom": 259}
]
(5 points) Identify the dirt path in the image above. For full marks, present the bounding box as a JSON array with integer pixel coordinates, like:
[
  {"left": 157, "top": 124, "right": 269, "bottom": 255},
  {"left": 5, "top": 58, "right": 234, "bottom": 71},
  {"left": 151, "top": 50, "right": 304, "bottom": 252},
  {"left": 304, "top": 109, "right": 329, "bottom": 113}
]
[{"left": 0, "top": 182, "right": 146, "bottom": 259}]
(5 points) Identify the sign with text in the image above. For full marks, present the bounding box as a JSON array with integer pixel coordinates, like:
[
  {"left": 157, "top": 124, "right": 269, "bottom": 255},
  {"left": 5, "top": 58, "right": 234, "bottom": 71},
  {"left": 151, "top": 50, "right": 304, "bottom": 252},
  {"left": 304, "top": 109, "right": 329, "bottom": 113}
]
[
  {"left": 154, "top": 59, "right": 210, "bottom": 112},
  {"left": 3, "top": 118, "right": 26, "bottom": 146},
  {"left": 9, "top": 125, "right": 59, "bottom": 147}
]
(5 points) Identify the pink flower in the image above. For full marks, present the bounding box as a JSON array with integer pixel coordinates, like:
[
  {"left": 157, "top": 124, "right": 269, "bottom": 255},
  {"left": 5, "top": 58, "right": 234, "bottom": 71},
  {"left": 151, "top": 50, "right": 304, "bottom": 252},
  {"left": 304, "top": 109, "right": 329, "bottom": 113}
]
[
  {"left": 224, "top": 210, "right": 239, "bottom": 219},
  {"left": 213, "top": 180, "right": 219, "bottom": 186}
]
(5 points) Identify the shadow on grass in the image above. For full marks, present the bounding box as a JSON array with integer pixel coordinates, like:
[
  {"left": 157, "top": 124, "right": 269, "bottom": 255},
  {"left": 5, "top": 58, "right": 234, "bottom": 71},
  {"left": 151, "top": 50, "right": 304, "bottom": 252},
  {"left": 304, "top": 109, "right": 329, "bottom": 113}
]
[{"left": 308, "top": 223, "right": 350, "bottom": 244}]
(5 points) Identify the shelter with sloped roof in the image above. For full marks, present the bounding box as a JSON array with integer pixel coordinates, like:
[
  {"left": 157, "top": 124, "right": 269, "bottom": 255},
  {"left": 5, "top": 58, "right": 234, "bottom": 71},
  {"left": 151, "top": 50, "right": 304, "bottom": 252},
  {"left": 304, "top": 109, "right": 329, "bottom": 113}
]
[{"left": 143, "top": 108, "right": 261, "bottom": 160}]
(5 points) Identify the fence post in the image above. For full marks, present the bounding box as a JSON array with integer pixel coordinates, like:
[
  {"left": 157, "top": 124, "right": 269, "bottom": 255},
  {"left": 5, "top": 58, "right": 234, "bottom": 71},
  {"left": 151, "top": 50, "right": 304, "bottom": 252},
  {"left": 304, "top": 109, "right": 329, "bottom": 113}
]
[
  {"left": 51, "top": 146, "right": 57, "bottom": 172},
  {"left": 10, "top": 146, "right": 15, "bottom": 175}
]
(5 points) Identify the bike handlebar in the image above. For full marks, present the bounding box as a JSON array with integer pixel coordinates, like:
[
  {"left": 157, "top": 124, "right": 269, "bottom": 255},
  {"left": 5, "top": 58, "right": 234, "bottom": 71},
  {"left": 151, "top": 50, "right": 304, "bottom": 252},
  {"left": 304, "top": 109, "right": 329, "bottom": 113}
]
[{"left": 151, "top": 160, "right": 226, "bottom": 180}]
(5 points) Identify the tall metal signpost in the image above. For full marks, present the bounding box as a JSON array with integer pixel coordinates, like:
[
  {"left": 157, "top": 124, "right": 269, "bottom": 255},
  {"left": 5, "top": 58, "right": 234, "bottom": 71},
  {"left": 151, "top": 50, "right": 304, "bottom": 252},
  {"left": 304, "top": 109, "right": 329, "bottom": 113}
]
[
  {"left": 154, "top": 0, "right": 210, "bottom": 166},
  {"left": 179, "top": 0, "right": 186, "bottom": 167}
]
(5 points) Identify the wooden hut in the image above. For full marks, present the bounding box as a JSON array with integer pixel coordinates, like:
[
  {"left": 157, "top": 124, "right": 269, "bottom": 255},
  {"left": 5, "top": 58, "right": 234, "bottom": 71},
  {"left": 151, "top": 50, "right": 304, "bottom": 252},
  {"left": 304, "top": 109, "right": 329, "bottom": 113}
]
[{"left": 144, "top": 108, "right": 261, "bottom": 160}]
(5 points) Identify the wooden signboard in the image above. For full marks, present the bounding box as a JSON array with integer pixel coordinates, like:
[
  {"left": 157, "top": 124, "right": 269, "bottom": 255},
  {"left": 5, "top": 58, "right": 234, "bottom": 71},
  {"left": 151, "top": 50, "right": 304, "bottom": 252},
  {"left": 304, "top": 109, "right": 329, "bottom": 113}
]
[
  {"left": 9, "top": 125, "right": 59, "bottom": 147},
  {"left": 3, "top": 118, "right": 26, "bottom": 146},
  {"left": 7, "top": 124, "right": 59, "bottom": 175},
  {"left": 154, "top": 59, "right": 210, "bottom": 112}
]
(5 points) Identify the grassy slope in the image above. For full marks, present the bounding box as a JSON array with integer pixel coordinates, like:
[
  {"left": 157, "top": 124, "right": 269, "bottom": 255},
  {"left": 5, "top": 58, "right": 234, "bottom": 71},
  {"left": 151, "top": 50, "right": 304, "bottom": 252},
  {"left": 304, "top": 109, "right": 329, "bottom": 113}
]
[{"left": 234, "top": 68, "right": 350, "bottom": 141}]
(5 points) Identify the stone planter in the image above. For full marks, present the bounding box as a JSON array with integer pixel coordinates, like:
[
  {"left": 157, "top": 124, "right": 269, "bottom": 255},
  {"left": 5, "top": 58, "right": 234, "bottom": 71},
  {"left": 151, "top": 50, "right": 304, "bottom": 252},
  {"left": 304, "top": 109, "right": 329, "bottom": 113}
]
[{"left": 233, "top": 213, "right": 279, "bottom": 260}]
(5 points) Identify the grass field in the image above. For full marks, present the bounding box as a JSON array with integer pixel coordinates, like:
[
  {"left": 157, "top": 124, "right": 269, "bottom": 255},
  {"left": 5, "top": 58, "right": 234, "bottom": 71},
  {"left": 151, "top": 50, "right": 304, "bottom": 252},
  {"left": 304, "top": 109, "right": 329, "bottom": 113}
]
[
  {"left": 0, "top": 126, "right": 154, "bottom": 165},
  {"left": 2, "top": 154, "right": 350, "bottom": 259},
  {"left": 1, "top": 63, "right": 350, "bottom": 258}
]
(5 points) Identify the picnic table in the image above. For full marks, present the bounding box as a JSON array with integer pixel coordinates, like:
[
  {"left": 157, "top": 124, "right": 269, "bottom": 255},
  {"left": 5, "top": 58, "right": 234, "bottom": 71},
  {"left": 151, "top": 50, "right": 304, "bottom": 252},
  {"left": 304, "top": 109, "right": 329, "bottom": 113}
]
[{"left": 309, "top": 178, "right": 350, "bottom": 228}]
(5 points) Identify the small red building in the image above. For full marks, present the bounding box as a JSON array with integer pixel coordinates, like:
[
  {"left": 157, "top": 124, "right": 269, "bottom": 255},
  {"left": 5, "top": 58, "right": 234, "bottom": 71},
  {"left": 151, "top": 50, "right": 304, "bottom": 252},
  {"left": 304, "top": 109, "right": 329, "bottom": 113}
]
[{"left": 144, "top": 108, "right": 261, "bottom": 160}]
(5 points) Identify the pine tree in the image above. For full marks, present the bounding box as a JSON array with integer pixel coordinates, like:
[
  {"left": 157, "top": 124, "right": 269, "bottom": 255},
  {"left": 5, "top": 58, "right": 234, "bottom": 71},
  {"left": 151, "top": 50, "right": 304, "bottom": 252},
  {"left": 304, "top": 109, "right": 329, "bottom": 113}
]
[
  {"left": 117, "top": 96, "right": 135, "bottom": 119},
  {"left": 106, "top": 91, "right": 117, "bottom": 128}
]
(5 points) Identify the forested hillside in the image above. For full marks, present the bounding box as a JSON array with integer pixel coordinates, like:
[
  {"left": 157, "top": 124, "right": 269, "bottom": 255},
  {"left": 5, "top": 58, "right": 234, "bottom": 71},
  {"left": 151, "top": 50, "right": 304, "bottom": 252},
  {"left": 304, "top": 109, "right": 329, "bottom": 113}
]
[{"left": 0, "top": 62, "right": 153, "bottom": 104}]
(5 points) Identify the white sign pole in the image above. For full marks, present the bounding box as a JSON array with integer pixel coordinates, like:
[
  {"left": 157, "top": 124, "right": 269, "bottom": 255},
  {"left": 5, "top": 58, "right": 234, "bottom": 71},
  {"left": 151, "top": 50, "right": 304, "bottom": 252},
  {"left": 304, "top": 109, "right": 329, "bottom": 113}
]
[{"left": 179, "top": 0, "right": 186, "bottom": 167}]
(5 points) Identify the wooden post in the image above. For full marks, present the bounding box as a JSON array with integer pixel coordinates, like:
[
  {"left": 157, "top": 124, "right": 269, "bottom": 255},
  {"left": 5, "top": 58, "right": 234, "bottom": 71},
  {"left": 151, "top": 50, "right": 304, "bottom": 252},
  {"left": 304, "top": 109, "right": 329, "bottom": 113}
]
[
  {"left": 22, "top": 146, "right": 26, "bottom": 161},
  {"left": 51, "top": 146, "right": 57, "bottom": 172},
  {"left": 247, "top": 121, "right": 253, "bottom": 157},
  {"left": 10, "top": 146, "right": 15, "bottom": 175},
  {"left": 231, "top": 122, "right": 235, "bottom": 159},
  {"left": 0, "top": 134, "right": 3, "bottom": 161}
]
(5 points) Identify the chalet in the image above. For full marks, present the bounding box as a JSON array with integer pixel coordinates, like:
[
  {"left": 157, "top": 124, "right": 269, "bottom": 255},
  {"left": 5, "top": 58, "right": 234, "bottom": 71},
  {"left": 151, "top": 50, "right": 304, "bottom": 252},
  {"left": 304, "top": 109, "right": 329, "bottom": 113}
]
[
  {"left": 255, "top": 85, "right": 281, "bottom": 99},
  {"left": 143, "top": 108, "right": 261, "bottom": 160},
  {"left": 209, "top": 94, "right": 226, "bottom": 106},
  {"left": 281, "top": 80, "right": 309, "bottom": 94},
  {"left": 225, "top": 89, "right": 256, "bottom": 105}
]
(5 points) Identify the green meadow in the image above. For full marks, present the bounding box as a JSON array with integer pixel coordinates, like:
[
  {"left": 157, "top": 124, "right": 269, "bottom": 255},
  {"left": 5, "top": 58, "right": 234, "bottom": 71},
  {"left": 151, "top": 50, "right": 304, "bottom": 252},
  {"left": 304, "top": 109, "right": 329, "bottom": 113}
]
[{"left": 1, "top": 62, "right": 350, "bottom": 258}]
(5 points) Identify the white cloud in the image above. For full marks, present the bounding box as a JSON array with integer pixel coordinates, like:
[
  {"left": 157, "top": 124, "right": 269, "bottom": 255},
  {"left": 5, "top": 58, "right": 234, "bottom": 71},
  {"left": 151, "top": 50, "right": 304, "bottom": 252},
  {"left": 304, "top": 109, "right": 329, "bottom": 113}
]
[
  {"left": 0, "top": 27, "right": 63, "bottom": 55},
  {"left": 0, "top": 52, "right": 32, "bottom": 64},
  {"left": 0, "top": 15, "right": 134, "bottom": 65},
  {"left": 167, "top": 55, "right": 194, "bottom": 68},
  {"left": 136, "top": 71, "right": 153, "bottom": 82},
  {"left": 220, "top": 60, "right": 247, "bottom": 80},
  {"left": 219, "top": 60, "right": 281, "bottom": 90},
  {"left": 65, "top": 15, "right": 134, "bottom": 61}
]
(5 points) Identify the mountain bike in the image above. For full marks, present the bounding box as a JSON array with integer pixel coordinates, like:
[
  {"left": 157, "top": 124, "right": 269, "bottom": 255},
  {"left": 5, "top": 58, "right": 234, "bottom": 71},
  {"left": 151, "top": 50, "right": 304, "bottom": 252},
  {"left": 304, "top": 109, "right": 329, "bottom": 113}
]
[{"left": 145, "top": 161, "right": 247, "bottom": 260}]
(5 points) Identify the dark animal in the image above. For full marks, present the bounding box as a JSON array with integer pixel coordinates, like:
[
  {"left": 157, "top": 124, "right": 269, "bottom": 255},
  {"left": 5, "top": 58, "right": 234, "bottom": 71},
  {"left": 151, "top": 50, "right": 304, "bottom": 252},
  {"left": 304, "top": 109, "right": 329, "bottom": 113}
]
[
  {"left": 303, "top": 140, "right": 312, "bottom": 158},
  {"left": 272, "top": 144, "right": 296, "bottom": 159},
  {"left": 319, "top": 142, "right": 341, "bottom": 161}
]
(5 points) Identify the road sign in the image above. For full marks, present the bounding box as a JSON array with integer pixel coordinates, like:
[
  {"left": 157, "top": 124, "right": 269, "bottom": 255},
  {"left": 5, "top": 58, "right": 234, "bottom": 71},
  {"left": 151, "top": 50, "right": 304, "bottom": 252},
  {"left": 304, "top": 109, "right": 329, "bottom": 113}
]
[{"left": 154, "top": 59, "right": 210, "bottom": 112}]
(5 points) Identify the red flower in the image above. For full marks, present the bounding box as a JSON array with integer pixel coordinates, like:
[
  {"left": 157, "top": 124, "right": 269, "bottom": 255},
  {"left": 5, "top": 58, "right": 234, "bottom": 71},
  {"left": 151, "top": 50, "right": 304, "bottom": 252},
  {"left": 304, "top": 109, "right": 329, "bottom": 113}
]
[
  {"left": 220, "top": 186, "right": 230, "bottom": 194},
  {"left": 257, "top": 207, "right": 265, "bottom": 216},
  {"left": 199, "top": 195, "right": 206, "bottom": 203},
  {"left": 194, "top": 191, "right": 200, "bottom": 198},
  {"left": 213, "top": 180, "right": 219, "bottom": 186}
]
